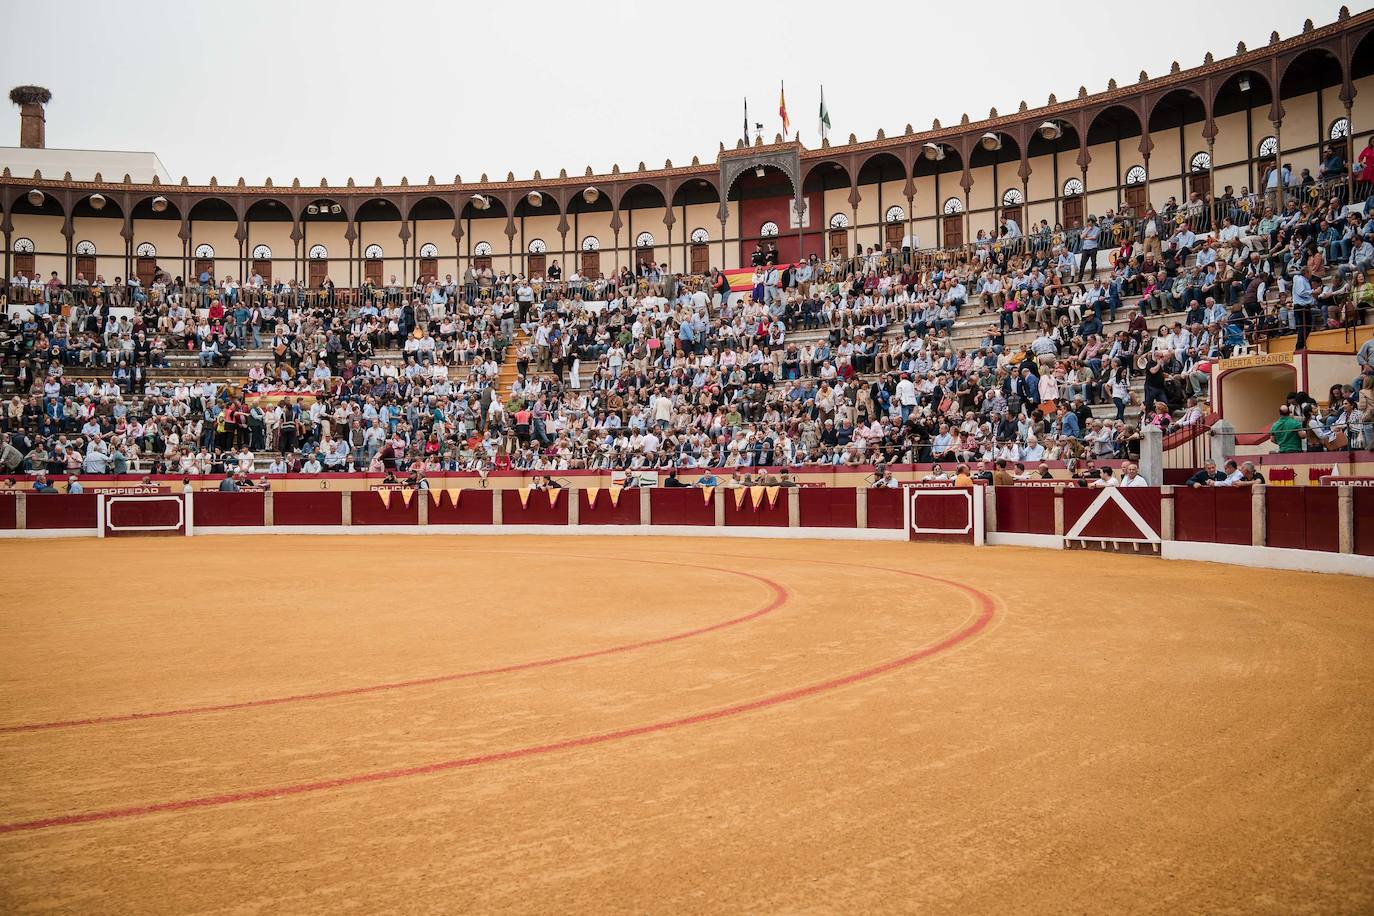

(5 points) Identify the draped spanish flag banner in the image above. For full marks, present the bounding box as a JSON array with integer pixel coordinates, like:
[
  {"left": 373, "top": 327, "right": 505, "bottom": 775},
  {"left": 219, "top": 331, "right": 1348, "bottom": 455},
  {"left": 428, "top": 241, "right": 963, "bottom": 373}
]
[
  {"left": 608, "top": 486, "right": 623, "bottom": 508},
  {"left": 517, "top": 488, "right": 532, "bottom": 509},
  {"left": 720, "top": 267, "right": 760, "bottom": 293},
  {"left": 779, "top": 81, "right": 790, "bottom": 136},
  {"left": 585, "top": 487, "right": 600, "bottom": 509}
]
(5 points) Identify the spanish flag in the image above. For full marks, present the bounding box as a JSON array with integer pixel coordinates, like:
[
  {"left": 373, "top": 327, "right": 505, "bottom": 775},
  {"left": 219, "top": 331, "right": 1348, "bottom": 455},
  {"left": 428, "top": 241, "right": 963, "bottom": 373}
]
[{"left": 779, "top": 81, "right": 790, "bottom": 136}]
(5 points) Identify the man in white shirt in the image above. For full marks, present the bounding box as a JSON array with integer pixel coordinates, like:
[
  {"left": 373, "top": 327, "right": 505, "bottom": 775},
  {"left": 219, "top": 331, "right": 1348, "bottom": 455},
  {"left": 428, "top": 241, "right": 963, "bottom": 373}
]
[
  {"left": 1119, "top": 461, "right": 1148, "bottom": 487},
  {"left": 894, "top": 372, "right": 918, "bottom": 422}
]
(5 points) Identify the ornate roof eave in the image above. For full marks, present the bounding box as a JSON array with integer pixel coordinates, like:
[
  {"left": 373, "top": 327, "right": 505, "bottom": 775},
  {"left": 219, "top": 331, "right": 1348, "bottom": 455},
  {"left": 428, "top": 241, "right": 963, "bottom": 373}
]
[{"left": 0, "top": 7, "right": 1367, "bottom": 202}]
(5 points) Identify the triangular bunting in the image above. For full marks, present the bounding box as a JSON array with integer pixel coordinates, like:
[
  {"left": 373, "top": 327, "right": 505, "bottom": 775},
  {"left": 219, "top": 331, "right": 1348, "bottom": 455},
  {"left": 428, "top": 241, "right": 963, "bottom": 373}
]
[
  {"left": 548, "top": 488, "right": 561, "bottom": 508},
  {"left": 749, "top": 486, "right": 765, "bottom": 511},
  {"left": 448, "top": 487, "right": 461, "bottom": 506},
  {"left": 701, "top": 485, "right": 715, "bottom": 505},
  {"left": 428, "top": 487, "right": 443, "bottom": 505},
  {"left": 517, "top": 488, "right": 531, "bottom": 509},
  {"left": 377, "top": 489, "right": 392, "bottom": 509},
  {"left": 585, "top": 486, "right": 600, "bottom": 509},
  {"left": 400, "top": 488, "right": 415, "bottom": 508},
  {"left": 608, "top": 486, "right": 623, "bottom": 508},
  {"left": 765, "top": 486, "right": 781, "bottom": 508},
  {"left": 733, "top": 487, "right": 748, "bottom": 509}
]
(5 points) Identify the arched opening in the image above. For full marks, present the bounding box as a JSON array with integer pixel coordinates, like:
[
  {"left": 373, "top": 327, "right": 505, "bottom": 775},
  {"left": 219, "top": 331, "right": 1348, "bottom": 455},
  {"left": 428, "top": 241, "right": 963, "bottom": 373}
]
[
  {"left": 1149, "top": 89, "right": 1209, "bottom": 206},
  {"left": 300, "top": 197, "right": 345, "bottom": 287},
  {"left": 70, "top": 193, "right": 123, "bottom": 284},
  {"left": 618, "top": 183, "right": 667, "bottom": 274},
  {"left": 1026, "top": 119, "right": 1080, "bottom": 230},
  {"left": 1219, "top": 363, "right": 1297, "bottom": 436},
  {"left": 968, "top": 133, "right": 1020, "bottom": 240},
  {"left": 857, "top": 152, "right": 907, "bottom": 253},
  {"left": 185, "top": 197, "right": 234, "bottom": 287},
  {"left": 461, "top": 194, "right": 508, "bottom": 276},
  {"left": 1087, "top": 105, "right": 1145, "bottom": 213},
  {"left": 1278, "top": 48, "right": 1345, "bottom": 198},
  {"left": 914, "top": 144, "right": 965, "bottom": 248},
  {"left": 565, "top": 187, "right": 610, "bottom": 279},
  {"left": 408, "top": 196, "right": 455, "bottom": 284},
  {"left": 671, "top": 177, "right": 721, "bottom": 274},
  {"left": 1214, "top": 69, "right": 1273, "bottom": 198},
  {"left": 511, "top": 192, "right": 557, "bottom": 277},
  {"left": 356, "top": 198, "right": 401, "bottom": 285},
  {"left": 244, "top": 198, "right": 292, "bottom": 285},
  {"left": 803, "top": 159, "right": 851, "bottom": 259},
  {"left": 728, "top": 163, "right": 799, "bottom": 266}
]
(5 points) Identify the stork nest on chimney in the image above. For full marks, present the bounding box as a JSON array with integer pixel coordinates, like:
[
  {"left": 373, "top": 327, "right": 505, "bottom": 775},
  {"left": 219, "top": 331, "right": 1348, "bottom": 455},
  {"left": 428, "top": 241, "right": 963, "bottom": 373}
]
[{"left": 9, "top": 86, "right": 52, "bottom": 106}]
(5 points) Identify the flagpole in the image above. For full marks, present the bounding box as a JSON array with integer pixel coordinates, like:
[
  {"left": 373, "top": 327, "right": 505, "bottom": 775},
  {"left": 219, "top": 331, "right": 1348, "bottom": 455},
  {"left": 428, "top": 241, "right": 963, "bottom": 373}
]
[
  {"left": 744, "top": 97, "right": 749, "bottom": 146},
  {"left": 820, "top": 85, "right": 826, "bottom": 143}
]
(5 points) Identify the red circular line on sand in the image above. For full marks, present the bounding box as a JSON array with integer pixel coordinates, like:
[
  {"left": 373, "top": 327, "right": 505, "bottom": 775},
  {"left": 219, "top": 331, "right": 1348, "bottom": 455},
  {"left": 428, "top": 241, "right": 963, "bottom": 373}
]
[
  {"left": 0, "top": 554, "right": 788, "bottom": 735},
  {"left": 0, "top": 564, "right": 994, "bottom": 835}
]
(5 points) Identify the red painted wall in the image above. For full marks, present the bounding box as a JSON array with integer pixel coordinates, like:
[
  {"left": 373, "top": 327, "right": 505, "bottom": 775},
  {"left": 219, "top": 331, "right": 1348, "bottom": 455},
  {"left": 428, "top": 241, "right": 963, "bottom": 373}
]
[
  {"left": 350, "top": 490, "right": 421, "bottom": 526},
  {"left": 501, "top": 490, "right": 569, "bottom": 525},
  {"left": 274, "top": 491, "right": 344, "bottom": 527},
  {"left": 995, "top": 487, "right": 1057, "bottom": 535},
  {"left": 579, "top": 489, "right": 641, "bottom": 525},
  {"left": 1266, "top": 487, "right": 1340, "bottom": 554},
  {"left": 866, "top": 488, "right": 905, "bottom": 529},
  {"left": 724, "top": 489, "right": 789, "bottom": 527},
  {"left": 193, "top": 491, "right": 266, "bottom": 527},
  {"left": 25, "top": 494, "right": 99, "bottom": 529},
  {"left": 738, "top": 183, "right": 825, "bottom": 266},
  {"left": 798, "top": 487, "right": 857, "bottom": 528},
  {"left": 429, "top": 489, "right": 494, "bottom": 525},
  {"left": 649, "top": 488, "right": 716, "bottom": 526},
  {"left": 0, "top": 494, "right": 16, "bottom": 530},
  {"left": 1356, "top": 488, "right": 1374, "bottom": 557}
]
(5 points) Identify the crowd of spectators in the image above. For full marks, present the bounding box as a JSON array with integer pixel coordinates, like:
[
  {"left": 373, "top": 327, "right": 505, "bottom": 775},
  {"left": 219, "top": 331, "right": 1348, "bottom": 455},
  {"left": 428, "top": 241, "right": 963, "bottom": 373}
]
[{"left": 2, "top": 169, "right": 1373, "bottom": 478}]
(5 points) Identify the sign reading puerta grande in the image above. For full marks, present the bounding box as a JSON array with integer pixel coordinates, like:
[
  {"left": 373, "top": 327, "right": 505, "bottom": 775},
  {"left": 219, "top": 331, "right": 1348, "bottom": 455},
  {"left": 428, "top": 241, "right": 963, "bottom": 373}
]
[{"left": 1216, "top": 352, "right": 1293, "bottom": 371}]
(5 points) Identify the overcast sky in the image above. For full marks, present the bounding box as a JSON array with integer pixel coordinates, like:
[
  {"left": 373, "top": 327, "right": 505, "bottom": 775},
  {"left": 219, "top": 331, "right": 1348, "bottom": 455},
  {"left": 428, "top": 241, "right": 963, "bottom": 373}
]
[{"left": 0, "top": 0, "right": 1356, "bottom": 184}]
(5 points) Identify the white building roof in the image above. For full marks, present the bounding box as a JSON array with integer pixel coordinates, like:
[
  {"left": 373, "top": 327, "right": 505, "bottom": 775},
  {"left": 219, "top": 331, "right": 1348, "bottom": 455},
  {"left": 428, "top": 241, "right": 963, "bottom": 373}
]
[{"left": 0, "top": 146, "right": 171, "bottom": 183}]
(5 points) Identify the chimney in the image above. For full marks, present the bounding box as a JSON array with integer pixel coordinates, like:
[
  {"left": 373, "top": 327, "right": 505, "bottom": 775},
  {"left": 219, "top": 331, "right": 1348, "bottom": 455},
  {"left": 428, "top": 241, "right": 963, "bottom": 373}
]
[{"left": 9, "top": 85, "right": 52, "bottom": 149}]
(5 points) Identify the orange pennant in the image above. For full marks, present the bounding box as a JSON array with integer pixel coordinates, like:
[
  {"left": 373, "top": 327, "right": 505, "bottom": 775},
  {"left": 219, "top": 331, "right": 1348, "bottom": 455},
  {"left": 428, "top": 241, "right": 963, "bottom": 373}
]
[
  {"left": 585, "top": 486, "right": 600, "bottom": 509},
  {"left": 448, "top": 487, "right": 461, "bottom": 506},
  {"left": 749, "top": 486, "right": 765, "bottom": 510},
  {"left": 608, "top": 486, "right": 623, "bottom": 508},
  {"left": 548, "top": 488, "right": 561, "bottom": 508},
  {"left": 428, "top": 486, "right": 443, "bottom": 505},
  {"left": 517, "top": 488, "right": 531, "bottom": 509},
  {"left": 701, "top": 485, "right": 715, "bottom": 505},
  {"left": 377, "top": 489, "right": 392, "bottom": 509},
  {"left": 733, "top": 487, "right": 747, "bottom": 509},
  {"left": 765, "top": 485, "right": 781, "bottom": 507},
  {"left": 400, "top": 488, "right": 415, "bottom": 508}
]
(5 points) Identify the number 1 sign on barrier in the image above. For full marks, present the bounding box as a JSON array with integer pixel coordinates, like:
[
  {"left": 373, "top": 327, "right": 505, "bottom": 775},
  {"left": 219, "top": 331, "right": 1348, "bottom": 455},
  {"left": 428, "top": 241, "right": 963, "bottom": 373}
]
[{"left": 904, "top": 485, "right": 985, "bottom": 545}]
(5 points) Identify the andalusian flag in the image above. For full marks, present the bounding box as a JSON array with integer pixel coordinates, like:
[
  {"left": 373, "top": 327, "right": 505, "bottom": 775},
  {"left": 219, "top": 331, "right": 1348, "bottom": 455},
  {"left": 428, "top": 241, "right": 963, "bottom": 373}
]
[
  {"left": 819, "top": 85, "right": 830, "bottom": 141},
  {"left": 779, "top": 82, "right": 790, "bottom": 136}
]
